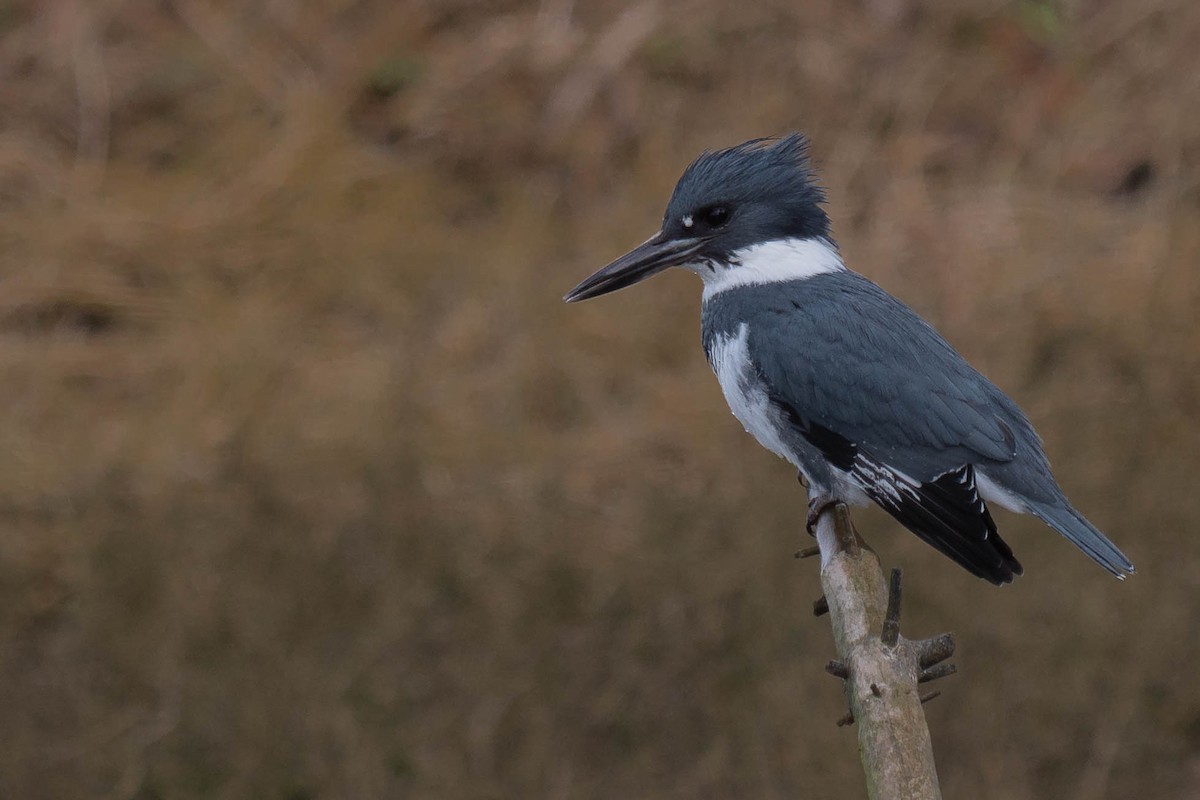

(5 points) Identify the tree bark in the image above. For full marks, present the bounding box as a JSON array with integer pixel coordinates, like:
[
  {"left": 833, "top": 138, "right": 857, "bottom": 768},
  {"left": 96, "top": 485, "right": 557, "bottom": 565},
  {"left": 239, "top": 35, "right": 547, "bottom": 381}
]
[{"left": 813, "top": 503, "right": 947, "bottom": 800}]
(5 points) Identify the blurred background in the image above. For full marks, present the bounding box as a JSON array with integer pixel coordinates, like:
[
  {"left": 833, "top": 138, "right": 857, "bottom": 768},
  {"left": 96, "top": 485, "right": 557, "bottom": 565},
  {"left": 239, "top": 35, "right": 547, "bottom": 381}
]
[{"left": 0, "top": 0, "right": 1198, "bottom": 797}]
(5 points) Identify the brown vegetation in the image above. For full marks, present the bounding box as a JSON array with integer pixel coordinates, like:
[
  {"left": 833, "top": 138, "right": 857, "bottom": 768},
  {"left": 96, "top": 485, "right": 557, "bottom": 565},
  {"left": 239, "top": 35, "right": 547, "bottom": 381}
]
[{"left": 1, "top": 1, "right": 1198, "bottom": 797}]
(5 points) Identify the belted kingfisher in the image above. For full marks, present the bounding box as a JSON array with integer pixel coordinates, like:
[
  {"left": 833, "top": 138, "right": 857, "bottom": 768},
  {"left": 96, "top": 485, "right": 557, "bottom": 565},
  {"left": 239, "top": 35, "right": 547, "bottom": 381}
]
[{"left": 564, "top": 134, "right": 1134, "bottom": 585}]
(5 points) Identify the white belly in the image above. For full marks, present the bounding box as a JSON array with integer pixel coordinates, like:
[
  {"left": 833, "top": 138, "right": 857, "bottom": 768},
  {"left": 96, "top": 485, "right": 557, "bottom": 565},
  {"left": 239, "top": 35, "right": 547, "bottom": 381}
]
[
  {"left": 707, "top": 322, "right": 870, "bottom": 505},
  {"left": 708, "top": 323, "right": 799, "bottom": 466}
]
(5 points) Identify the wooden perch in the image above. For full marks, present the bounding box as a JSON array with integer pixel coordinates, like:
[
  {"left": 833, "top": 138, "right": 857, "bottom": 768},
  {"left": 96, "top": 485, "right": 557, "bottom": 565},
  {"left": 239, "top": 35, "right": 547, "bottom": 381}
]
[{"left": 812, "top": 503, "right": 955, "bottom": 800}]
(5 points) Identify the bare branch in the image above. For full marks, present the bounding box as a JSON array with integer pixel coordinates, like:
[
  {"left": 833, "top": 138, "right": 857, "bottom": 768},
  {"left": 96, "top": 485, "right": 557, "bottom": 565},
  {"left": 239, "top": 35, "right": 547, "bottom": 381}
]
[
  {"left": 812, "top": 503, "right": 945, "bottom": 800},
  {"left": 916, "top": 633, "right": 956, "bottom": 669},
  {"left": 881, "top": 567, "right": 902, "bottom": 648},
  {"left": 918, "top": 663, "right": 957, "bottom": 684}
]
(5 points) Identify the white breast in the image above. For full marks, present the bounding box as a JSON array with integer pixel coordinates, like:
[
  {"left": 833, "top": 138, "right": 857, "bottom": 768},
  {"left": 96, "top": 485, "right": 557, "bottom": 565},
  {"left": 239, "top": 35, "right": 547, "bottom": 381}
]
[
  {"left": 708, "top": 321, "right": 871, "bottom": 505},
  {"left": 708, "top": 323, "right": 797, "bottom": 466}
]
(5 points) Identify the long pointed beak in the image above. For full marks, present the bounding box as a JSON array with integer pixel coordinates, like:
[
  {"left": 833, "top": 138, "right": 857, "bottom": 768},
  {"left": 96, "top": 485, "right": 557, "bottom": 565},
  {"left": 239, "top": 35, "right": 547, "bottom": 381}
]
[{"left": 563, "top": 232, "right": 708, "bottom": 303}]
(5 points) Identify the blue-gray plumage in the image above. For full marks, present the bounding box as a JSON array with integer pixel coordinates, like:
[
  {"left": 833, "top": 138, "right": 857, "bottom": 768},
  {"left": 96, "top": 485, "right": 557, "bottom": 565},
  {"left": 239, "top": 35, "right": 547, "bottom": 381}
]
[{"left": 564, "top": 133, "right": 1134, "bottom": 585}]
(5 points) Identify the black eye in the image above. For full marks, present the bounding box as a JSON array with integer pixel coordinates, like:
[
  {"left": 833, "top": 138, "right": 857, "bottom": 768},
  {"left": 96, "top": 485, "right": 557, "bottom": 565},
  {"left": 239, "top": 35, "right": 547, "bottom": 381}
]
[{"left": 700, "top": 205, "right": 730, "bottom": 228}]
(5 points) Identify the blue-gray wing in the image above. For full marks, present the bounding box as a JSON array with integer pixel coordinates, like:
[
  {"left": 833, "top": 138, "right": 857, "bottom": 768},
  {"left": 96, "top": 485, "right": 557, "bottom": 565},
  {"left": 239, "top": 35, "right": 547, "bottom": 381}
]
[{"left": 742, "top": 272, "right": 1036, "bottom": 481}]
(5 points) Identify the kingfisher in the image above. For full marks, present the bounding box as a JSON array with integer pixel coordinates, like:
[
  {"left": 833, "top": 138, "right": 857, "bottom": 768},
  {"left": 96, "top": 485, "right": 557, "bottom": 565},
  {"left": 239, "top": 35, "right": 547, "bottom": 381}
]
[{"left": 564, "top": 134, "right": 1134, "bottom": 585}]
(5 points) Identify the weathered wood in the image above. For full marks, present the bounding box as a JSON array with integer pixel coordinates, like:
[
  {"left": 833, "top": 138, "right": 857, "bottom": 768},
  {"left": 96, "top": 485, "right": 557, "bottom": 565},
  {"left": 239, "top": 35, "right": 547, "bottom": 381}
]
[{"left": 813, "top": 503, "right": 945, "bottom": 800}]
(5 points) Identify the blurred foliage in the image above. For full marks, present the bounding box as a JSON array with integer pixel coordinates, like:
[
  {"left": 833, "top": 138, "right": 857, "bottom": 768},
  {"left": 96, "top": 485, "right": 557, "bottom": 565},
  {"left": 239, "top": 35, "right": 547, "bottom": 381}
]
[
  {"left": 364, "top": 53, "right": 423, "bottom": 100},
  {"left": 0, "top": 0, "right": 1198, "bottom": 798}
]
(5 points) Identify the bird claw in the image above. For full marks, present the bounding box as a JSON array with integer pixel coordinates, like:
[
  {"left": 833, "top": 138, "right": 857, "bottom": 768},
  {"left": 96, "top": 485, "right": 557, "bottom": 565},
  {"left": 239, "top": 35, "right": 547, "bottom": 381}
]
[{"left": 805, "top": 493, "right": 837, "bottom": 534}]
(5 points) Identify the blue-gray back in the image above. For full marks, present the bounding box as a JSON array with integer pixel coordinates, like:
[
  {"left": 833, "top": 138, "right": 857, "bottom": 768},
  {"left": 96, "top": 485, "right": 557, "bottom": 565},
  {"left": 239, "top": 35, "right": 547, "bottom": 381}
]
[{"left": 701, "top": 272, "right": 1056, "bottom": 496}]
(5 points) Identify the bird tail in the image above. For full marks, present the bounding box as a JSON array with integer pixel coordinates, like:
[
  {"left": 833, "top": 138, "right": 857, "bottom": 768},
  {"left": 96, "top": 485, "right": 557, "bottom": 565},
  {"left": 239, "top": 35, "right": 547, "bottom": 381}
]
[{"left": 1026, "top": 500, "right": 1135, "bottom": 579}]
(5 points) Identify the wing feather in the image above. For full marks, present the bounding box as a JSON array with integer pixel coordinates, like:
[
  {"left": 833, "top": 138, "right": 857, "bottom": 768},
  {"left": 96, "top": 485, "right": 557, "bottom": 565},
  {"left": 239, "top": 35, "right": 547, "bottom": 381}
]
[{"left": 749, "top": 272, "right": 1031, "bottom": 479}]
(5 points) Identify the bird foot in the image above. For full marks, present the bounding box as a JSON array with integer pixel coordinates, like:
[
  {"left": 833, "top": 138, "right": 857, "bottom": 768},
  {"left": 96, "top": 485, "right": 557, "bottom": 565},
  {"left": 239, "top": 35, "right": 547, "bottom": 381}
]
[{"left": 805, "top": 493, "right": 838, "bottom": 535}]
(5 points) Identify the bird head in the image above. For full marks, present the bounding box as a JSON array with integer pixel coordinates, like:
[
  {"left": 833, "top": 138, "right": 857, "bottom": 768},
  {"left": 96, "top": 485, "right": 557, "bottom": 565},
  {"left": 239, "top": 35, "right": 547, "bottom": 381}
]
[{"left": 564, "top": 133, "right": 833, "bottom": 303}]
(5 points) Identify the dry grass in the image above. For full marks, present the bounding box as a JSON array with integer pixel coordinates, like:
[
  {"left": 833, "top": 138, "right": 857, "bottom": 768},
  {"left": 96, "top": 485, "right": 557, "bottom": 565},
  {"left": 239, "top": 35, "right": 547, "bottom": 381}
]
[{"left": 1, "top": 0, "right": 1199, "bottom": 797}]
